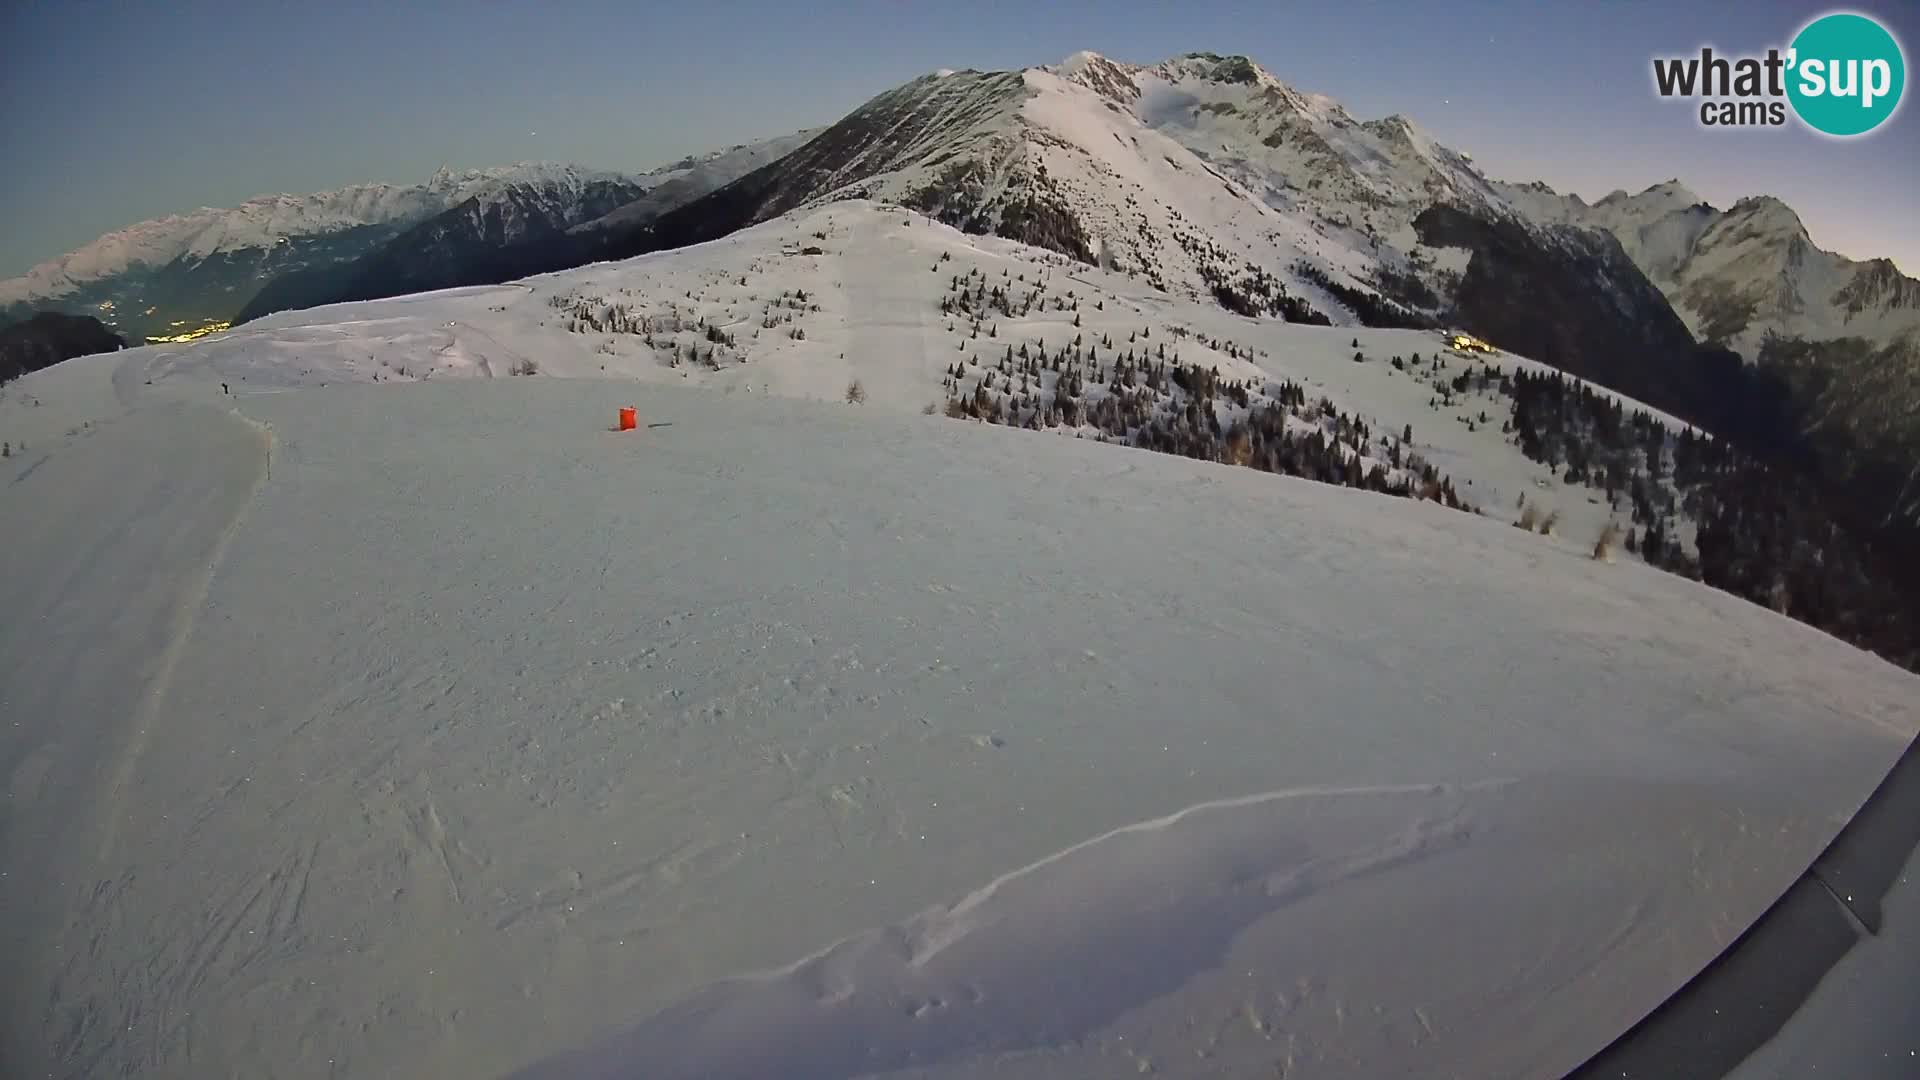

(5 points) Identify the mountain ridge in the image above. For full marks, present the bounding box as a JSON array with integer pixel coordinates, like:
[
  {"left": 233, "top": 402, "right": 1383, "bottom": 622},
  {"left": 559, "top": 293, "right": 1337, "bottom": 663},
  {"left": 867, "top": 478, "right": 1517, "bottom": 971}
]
[
  {"left": 0, "top": 162, "right": 639, "bottom": 305},
  {"left": 0, "top": 152, "right": 814, "bottom": 341},
  {"left": 234, "top": 132, "right": 822, "bottom": 324}
]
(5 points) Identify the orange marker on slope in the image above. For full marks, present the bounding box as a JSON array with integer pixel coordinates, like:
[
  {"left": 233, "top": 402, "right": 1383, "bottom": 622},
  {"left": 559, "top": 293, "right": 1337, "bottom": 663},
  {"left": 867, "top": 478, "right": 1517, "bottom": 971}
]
[{"left": 618, "top": 406, "right": 637, "bottom": 431}]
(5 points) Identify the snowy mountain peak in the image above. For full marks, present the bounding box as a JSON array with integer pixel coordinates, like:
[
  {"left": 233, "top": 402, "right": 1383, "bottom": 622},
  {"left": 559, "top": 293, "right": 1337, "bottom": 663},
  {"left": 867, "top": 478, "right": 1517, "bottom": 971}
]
[
  {"left": 1056, "top": 49, "right": 1114, "bottom": 72},
  {"left": 1360, "top": 113, "right": 1433, "bottom": 153},
  {"left": 1591, "top": 179, "right": 1707, "bottom": 217},
  {"left": 1051, "top": 51, "right": 1311, "bottom": 108},
  {"left": 1642, "top": 178, "right": 1701, "bottom": 203},
  {"left": 1157, "top": 52, "right": 1283, "bottom": 90},
  {"left": 1498, "top": 166, "right": 1920, "bottom": 383},
  {"left": 1834, "top": 257, "right": 1920, "bottom": 314},
  {"left": 1371, "top": 113, "right": 1416, "bottom": 135},
  {"left": 1727, "top": 194, "right": 1808, "bottom": 236},
  {"left": 1052, "top": 50, "right": 1146, "bottom": 102}
]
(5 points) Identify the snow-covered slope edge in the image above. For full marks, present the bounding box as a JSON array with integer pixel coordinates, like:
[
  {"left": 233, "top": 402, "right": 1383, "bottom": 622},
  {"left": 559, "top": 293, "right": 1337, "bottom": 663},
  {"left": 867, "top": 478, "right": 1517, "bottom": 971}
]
[{"left": 3, "top": 358, "right": 1913, "bottom": 1079}]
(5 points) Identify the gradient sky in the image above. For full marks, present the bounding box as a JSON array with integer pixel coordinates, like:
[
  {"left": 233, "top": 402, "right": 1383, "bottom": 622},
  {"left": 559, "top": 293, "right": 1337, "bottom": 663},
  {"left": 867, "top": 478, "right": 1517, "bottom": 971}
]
[{"left": 3, "top": 0, "right": 1916, "bottom": 277}]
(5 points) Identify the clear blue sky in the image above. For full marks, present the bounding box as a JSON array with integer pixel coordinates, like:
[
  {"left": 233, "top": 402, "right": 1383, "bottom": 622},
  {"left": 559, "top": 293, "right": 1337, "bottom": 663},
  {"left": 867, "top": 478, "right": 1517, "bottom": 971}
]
[{"left": 3, "top": 0, "right": 1916, "bottom": 276}]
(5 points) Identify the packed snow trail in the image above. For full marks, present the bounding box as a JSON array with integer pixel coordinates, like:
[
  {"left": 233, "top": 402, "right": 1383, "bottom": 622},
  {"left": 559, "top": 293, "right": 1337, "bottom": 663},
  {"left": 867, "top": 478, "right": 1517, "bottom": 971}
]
[
  {"left": 837, "top": 214, "right": 946, "bottom": 409},
  {"left": 0, "top": 388, "right": 269, "bottom": 1077},
  {"left": 0, "top": 372, "right": 1913, "bottom": 1078}
]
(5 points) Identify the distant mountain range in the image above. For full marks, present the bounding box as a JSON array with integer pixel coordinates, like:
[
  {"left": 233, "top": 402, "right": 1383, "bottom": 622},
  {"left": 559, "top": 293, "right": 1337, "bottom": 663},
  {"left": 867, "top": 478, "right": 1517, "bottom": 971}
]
[
  {"left": 0, "top": 145, "right": 815, "bottom": 342},
  {"left": 234, "top": 132, "right": 819, "bottom": 323},
  {"left": 0, "top": 164, "right": 621, "bottom": 339},
  {"left": 230, "top": 171, "right": 655, "bottom": 323}
]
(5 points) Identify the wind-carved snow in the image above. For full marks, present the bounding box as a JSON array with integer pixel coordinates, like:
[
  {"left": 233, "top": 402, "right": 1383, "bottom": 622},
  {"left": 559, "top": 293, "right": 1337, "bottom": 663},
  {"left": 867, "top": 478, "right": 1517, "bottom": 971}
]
[{"left": 513, "top": 781, "right": 1499, "bottom": 1079}]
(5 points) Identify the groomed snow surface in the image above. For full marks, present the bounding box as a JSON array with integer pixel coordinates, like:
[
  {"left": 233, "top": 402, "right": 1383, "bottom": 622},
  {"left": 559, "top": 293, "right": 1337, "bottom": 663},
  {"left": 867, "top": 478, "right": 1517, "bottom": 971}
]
[{"left": 3, "top": 208, "right": 1917, "bottom": 1080}]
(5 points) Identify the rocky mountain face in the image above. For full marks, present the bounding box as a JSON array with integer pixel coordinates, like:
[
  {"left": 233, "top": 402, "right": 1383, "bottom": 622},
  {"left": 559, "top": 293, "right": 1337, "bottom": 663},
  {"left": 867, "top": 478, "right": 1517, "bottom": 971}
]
[
  {"left": 590, "top": 69, "right": 1040, "bottom": 261},
  {"left": 1503, "top": 178, "right": 1920, "bottom": 522},
  {"left": 0, "top": 312, "right": 125, "bottom": 384},
  {"left": 1502, "top": 180, "right": 1920, "bottom": 354}
]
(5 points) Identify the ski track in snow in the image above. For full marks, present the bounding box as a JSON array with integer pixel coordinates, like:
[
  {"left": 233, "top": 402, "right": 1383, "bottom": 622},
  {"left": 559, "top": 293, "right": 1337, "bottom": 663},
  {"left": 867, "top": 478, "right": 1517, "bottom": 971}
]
[{"left": 1, "top": 211, "right": 1917, "bottom": 1079}]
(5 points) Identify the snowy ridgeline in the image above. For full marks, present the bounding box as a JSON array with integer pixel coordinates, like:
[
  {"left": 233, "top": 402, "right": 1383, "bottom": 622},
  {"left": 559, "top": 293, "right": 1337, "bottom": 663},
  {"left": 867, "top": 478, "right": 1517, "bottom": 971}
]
[
  {"left": 108, "top": 201, "right": 1699, "bottom": 565},
  {"left": 2, "top": 367, "right": 1915, "bottom": 1079}
]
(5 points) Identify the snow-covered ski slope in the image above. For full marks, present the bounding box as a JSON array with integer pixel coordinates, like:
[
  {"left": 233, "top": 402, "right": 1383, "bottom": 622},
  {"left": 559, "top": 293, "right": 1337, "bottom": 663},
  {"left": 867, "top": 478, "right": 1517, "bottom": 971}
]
[
  {"left": 2, "top": 239, "right": 1916, "bottom": 1078},
  {"left": 153, "top": 201, "right": 1691, "bottom": 555}
]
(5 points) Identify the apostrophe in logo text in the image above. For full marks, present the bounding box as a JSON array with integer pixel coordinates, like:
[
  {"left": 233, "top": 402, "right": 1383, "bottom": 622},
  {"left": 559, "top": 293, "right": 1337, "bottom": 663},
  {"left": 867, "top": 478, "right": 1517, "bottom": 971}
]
[{"left": 1651, "top": 10, "right": 1906, "bottom": 136}]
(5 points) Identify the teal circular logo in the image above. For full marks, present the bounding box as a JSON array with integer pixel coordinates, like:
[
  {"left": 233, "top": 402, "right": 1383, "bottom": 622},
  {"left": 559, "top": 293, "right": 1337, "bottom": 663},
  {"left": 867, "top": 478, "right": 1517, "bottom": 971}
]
[{"left": 1787, "top": 12, "right": 1906, "bottom": 136}]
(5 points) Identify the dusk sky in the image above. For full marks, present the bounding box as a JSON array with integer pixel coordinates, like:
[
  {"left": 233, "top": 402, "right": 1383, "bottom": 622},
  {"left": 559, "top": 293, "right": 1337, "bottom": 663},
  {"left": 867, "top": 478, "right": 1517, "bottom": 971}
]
[{"left": 3, "top": 0, "right": 1916, "bottom": 277}]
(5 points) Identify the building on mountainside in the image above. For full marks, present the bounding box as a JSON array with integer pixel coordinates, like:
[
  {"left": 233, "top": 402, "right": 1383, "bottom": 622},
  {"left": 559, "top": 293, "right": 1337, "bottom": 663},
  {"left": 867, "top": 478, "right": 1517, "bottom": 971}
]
[{"left": 1443, "top": 331, "right": 1497, "bottom": 355}]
